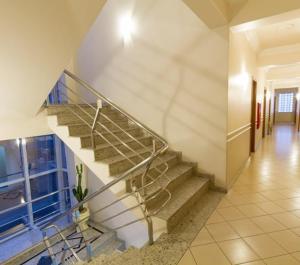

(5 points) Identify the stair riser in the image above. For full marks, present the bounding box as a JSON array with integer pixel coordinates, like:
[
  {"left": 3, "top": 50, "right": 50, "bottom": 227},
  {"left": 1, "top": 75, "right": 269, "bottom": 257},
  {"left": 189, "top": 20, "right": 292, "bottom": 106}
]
[
  {"left": 94, "top": 137, "right": 152, "bottom": 161},
  {"left": 68, "top": 121, "right": 130, "bottom": 136},
  {"left": 80, "top": 128, "right": 143, "bottom": 148},
  {"left": 166, "top": 181, "right": 209, "bottom": 232},
  {"left": 125, "top": 155, "right": 181, "bottom": 192},
  {"left": 56, "top": 112, "right": 123, "bottom": 125},
  {"left": 47, "top": 106, "right": 115, "bottom": 116},
  {"left": 109, "top": 151, "right": 152, "bottom": 175},
  {"left": 145, "top": 167, "right": 194, "bottom": 209}
]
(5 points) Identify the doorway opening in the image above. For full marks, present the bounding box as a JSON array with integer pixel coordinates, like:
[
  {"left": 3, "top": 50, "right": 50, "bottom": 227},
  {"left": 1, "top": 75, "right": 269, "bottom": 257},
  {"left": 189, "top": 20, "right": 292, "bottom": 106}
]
[{"left": 250, "top": 80, "right": 257, "bottom": 153}]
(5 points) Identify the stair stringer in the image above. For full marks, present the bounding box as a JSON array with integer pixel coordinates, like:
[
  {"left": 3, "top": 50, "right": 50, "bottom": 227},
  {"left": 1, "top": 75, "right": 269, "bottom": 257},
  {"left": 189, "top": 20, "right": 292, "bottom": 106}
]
[{"left": 47, "top": 114, "right": 167, "bottom": 247}]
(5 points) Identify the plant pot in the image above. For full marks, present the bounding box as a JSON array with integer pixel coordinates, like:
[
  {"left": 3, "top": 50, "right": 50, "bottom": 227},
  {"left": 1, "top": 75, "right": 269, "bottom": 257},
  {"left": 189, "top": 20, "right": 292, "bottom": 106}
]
[{"left": 72, "top": 207, "right": 90, "bottom": 233}]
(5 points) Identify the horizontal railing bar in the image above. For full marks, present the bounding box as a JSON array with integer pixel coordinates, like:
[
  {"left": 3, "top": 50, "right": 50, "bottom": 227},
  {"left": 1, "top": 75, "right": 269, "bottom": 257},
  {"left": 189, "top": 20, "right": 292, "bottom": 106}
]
[
  {"left": 64, "top": 70, "right": 167, "bottom": 146},
  {"left": 0, "top": 187, "right": 70, "bottom": 216},
  {"left": 40, "top": 144, "right": 167, "bottom": 229}
]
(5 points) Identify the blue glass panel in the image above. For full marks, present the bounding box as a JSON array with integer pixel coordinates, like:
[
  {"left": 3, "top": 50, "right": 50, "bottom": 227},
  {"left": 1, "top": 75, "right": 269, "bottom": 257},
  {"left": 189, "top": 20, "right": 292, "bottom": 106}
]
[
  {"left": 26, "top": 135, "right": 57, "bottom": 175},
  {"left": 32, "top": 193, "right": 60, "bottom": 222},
  {"left": 0, "top": 206, "right": 28, "bottom": 234},
  {"left": 0, "top": 139, "right": 24, "bottom": 184},
  {"left": 30, "top": 173, "right": 58, "bottom": 200},
  {"left": 0, "top": 182, "right": 27, "bottom": 212},
  {"left": 61, "top": 142, "right": 67, "bottom": 169}
]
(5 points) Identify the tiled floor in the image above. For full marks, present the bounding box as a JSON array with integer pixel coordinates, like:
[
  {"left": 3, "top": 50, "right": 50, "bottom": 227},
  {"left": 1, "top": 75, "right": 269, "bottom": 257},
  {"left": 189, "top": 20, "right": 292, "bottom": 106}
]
[{"left": 177, "top": 125, "right": 300, "bottom": 265}]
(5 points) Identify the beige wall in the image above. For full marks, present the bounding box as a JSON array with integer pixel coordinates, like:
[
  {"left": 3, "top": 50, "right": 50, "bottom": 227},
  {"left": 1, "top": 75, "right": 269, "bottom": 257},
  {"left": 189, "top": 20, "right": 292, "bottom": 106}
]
[
  {"left": 76, "top": 0, "right": 229, "bottom": 188},
  {"left": 227, "top": 31, "right": 256, "bottom": 187},
  {"left": 0, "top": 0, "right": 106, "bottom": 140}
]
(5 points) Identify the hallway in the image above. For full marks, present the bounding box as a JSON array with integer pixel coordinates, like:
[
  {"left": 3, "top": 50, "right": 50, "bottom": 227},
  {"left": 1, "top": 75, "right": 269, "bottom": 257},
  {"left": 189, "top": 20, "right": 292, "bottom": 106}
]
[{"left": 178, "top": 125, "right": 300, "bottom": 265}]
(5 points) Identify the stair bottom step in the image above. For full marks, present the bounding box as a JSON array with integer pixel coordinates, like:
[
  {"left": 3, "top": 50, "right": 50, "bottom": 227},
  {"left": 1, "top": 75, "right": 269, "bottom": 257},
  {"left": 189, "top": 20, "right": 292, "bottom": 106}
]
[{"left": 154, "top": 176, "right": 210, "bottom": 232}]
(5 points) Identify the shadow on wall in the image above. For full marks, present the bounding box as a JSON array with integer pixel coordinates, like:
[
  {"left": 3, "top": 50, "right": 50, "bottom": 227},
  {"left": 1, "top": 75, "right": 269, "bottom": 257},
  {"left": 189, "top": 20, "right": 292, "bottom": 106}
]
[{"left": 76, "top": 0, "right": 228, "bottom": 186}]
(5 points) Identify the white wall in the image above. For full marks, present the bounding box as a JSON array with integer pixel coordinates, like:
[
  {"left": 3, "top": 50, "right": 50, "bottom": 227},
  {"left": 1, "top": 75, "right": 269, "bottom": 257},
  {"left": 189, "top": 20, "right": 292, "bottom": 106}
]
[
  {"left": 227, "top": 31, "right": 257, "bottom": 187},
  {"left": 76, "top": 0, "right": 229, "bottom": 188},
  {"left": 0, "top": 0, "right": 106, "bottom": 140}
]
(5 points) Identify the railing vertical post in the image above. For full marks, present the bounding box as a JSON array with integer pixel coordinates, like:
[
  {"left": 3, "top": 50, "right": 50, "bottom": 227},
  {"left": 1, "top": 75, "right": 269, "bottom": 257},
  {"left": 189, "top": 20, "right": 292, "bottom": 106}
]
[
  {"left": 91, "top": 107, "right": 101, "bottom": 149},
  {"left": 147, "top": 216, "right": 154, "bottom": 245}
]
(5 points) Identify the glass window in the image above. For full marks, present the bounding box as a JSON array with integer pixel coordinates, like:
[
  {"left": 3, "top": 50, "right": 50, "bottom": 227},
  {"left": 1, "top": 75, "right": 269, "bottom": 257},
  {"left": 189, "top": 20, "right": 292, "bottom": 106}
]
[
  {"left": 0, "top": 182, "right": 26, "bottom": 212},
  {"left": 0, "top": 139, "right": 24, "bottom": 183},
  {"left": 278, "top": 93, "right": 294, "bottom": 113},
  {"left": 0, "top": 134, "right": 71, "bottom": 237},
  {"left": 61, "top": 142, "right": 67, "bottom": 169},
  {"left": 30, "top": 173, "right": 58, "bottom": 200},
  {"left": 32, "top": 193, "right": 60, "bottom": 222},
  {"left": 0, "top": 206, "right": 28, "bottom": 234},
  {"left": 26, "top": 135, "right": 57, "bottom": 175}
]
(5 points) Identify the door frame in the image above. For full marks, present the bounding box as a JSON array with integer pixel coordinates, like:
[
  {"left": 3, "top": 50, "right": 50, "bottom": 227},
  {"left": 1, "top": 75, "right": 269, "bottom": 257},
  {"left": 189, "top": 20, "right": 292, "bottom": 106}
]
[
  {"left": 250, "top": 80, "right": 257, "bottom": 153},
  {"left": 262, "top": 89, "right": 267, "bottom": 138}
]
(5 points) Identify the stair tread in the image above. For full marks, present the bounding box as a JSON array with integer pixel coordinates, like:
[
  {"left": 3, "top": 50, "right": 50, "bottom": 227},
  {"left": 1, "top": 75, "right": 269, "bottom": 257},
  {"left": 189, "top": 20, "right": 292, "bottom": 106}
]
[
  {"left": 145, "top": 162, "right": 194, "bottom": 195},
  {"left": 78, "top": 126, "right": 142, "bottom": 138},
  {"left": 154, "top": 175, "right": 209, "bottom": 221},
  {"left": 100, "top": 147, "right": 152, "bottom": 164},
  {"left": 92, "top": 135, "right": 152, "bottom": 151},
  {"left": 66, "top": 119, "right": 128, "bottom": 127}
]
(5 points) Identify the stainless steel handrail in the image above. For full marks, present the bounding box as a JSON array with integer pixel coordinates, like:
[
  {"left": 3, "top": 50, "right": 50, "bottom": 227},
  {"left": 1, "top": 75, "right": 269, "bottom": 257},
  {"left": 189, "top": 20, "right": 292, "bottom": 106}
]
[
  {"left": 63, "top": 70, "right": 168, "bottom": 146},
  {"left": 43, "top": 70, "right": 172, "bottom": 263}
]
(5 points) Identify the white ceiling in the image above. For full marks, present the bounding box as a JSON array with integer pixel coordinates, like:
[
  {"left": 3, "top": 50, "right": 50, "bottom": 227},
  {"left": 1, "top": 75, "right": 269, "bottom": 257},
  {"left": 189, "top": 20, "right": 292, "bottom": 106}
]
[
  {"left": 255, "top": 17, "right": 300, "bottom": 50},
  {"left": 242, "top": 14, "right": 300, "bottom": 88}
]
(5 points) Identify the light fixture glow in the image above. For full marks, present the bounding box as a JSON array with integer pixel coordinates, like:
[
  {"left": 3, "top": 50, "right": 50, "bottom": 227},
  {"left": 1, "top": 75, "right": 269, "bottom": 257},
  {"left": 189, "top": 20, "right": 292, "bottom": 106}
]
[
  {"left": 266, "top": 91, "right": 271, "bottom": 101},
  {"left": 16, "top": 139, "right": 20, "bottom": 146},
  {"left": 119, "top": 13, "right": 136, "bottom": 44},
  {"left": 21, "top": 138, "right": 26, "bottom": 145},
  {"left": 20, "top": 196, "right": 25, "bottom": 204},
  {"left": 296, "top": 93, "right": 300, "bottom": 101}
]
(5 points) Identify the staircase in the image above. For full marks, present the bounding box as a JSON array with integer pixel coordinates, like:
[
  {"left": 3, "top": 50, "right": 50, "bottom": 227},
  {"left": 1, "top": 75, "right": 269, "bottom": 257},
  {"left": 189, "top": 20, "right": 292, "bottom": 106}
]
[{"left": 43, "top": 70, "right": 212, "bottom": 263}]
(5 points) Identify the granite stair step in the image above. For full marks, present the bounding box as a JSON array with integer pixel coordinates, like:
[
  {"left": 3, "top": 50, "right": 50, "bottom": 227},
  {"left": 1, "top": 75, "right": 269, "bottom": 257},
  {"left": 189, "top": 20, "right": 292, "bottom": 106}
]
[
  {"left": 125, "top": 151, "right": 182, "bottom": 192},
  {"left": 47, "top": 104, "right": 115, "bottom": 116},
  {"left": 144, "top": 163, "right": 196, "bottom": 209},
  {"left": 56, "top": 111, "right": 123, "bottom": 125},
  {"left": 153, "top": 175, "right": 210, "bottom": 232},
  {"left": 57, "top": 114, "right": 127, "bottom": 126},
  {"left": 68, "top": 120, "right": 130, "bottom": 136},
  {"left": 101, "top": 147, "right": 155, "bottom": 175},
  {"left": 93, "top": 136, "right": 153, "bottom": 161},
  {"left": 79, "top": 127, "right": 144, "bottom": 148}
]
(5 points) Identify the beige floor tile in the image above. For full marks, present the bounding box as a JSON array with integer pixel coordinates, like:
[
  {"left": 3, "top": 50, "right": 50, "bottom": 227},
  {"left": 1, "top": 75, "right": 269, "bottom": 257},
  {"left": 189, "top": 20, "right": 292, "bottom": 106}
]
[
  {"left": 292, "top": 210, "right": 300, "bottom": 218},
  {"left": 274, "top": 199, "right": 300, "bottom": 211},
  {"left": 229, "top": 219, "right": 264, "bottom": 237},
  {"left": 191, "top": 227, "right": 214, "bottom": 246},
  {"left": 177, "top": 249, "right": 197, "bottom": 265},
  {"left": 241, "top": 261, "right": 266, "bottom": 265},
  {"left": 244, "top": 234, "right": 287, "bottom": 258},
  {"left": 217, "top": 207, "right": 246, "bottom": 221},
  {"left": 291, "top": 227, "right": 300, "bottom": 236},
  {"left": 257, "top": 201, "right": 285, "bottom": 214},
  {"left": 190, "top": 243, "right": 231, "bottom": 265},
  {"left": 251, "top": 216, "right": 286, "bottom": 233},
  {"left": 264, "top": 254, "right": 300, "bottom": 265},
  {"left": 260, "top": 191, "right": 287, "bottom": 201},
  {"left": 292, "top": 252, "right": 300, "bottom": 262},
  {"left": 217, "top": 198, "right": 233, "bottom": 208},
  {"left": 206, "top": 222, "right": 240, "bottom": 242},
  {"left": 218, "top": 239, "right": 259, "bottom": 264},
  {"left": 238, "top": 204, "right": 267, "bottom": 217},
  {"left": 269, "top": 230, "right": 300, "bottom": 253},
  {"left": 271, "top": 212, "right": 300, "bottom": 228},
  {"left": 206, "top": 211, "right": 225, "bottom": 224},
  {"left": 278, "top": 189, "right": 300, "bottom": 198},
  {"left": 228, "top": 193, "right": 268, "bottom": 206}
]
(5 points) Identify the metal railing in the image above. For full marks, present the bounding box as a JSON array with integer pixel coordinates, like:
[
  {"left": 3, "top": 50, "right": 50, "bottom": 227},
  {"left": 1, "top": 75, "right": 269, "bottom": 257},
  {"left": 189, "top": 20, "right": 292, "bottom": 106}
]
[{"left": 42, "top": 70, "right": 172, "bottom": 263}]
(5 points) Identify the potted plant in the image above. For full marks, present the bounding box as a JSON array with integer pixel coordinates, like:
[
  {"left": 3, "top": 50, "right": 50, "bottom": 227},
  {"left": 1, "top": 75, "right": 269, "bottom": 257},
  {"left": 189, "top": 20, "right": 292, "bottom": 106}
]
[{"left": 72, "top": 164, "right": 89, "bottom": 231}]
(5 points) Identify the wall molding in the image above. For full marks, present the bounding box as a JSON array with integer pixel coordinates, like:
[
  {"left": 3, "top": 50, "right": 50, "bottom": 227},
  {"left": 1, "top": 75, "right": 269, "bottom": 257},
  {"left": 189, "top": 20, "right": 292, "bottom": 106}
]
[{"left": 227, "top": 123, "right": 251, "bottom": 143}]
